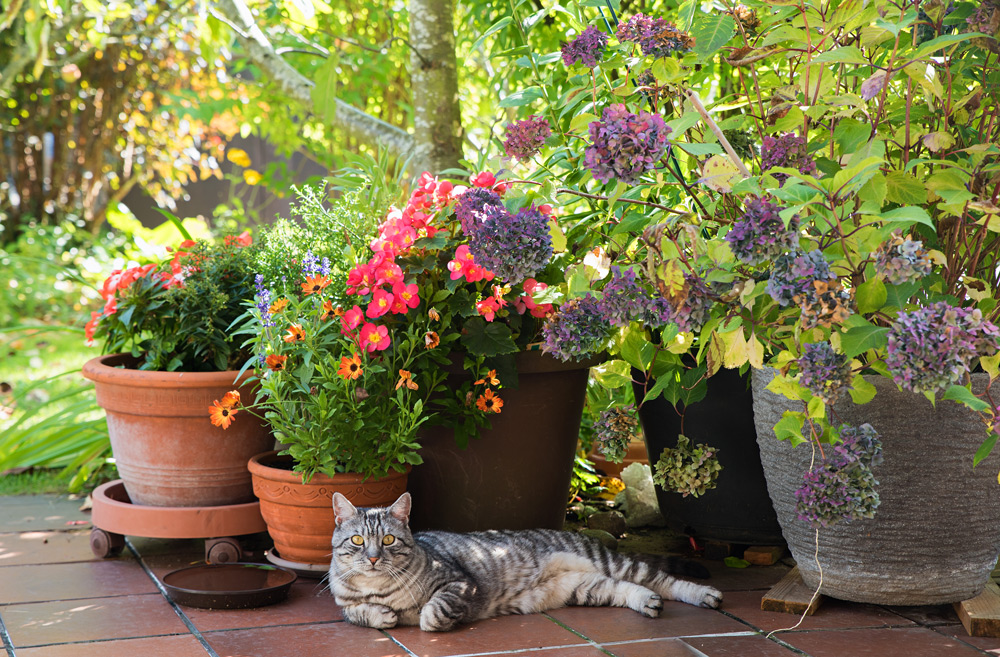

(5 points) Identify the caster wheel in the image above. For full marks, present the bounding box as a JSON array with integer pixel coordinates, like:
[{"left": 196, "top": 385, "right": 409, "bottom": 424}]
[
  {"left": 90, "top": 528, "right": 125, "bottom": 558},
  {"left": 206, "top": 537, "right": 241, "bottom": 563}
]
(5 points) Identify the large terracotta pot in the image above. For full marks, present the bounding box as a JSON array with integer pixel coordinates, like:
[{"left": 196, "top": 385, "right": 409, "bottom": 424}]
[
  {"left": 248, "top": 451, "right": 409, "bottom": 565},
  {"left": 83, "top": 353, "right": 273, "bottom": 507},
  {"left": 634, "top": 367, "right": 783, "bottom": 545},
  {"left": 408, "top": 351, "right": 600, "bottom": 532},
  {"left": 752, "top": 367, "right": 1000, "bottom": 605}
]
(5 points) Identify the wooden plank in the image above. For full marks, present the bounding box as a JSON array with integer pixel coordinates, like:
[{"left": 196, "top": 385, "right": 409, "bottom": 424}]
[
  {"left": 744, "top": 545, "right": 785, "bottom": 566},
  {"left": 760, "top": 566, "right": 825, "bottom": 616},
  {"left": 955, "top": 581, "right": 1000, "bottom": 637}
]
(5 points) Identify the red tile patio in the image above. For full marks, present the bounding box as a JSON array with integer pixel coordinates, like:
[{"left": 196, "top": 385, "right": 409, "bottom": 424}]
[{"left": 3, "top": 494, "right": 1000, "bottom": 657}]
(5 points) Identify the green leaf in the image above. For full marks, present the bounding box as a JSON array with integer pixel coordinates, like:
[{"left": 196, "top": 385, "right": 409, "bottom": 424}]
[
  {"left": 310, "top": 57, "right": 340, "bottom": 124},
  {"left": 974, "top": 432, "right": 999, "bottom": 468},
  {"left": 592, "top": 360, "right": 632, "bottom": 389},
  {"left": 943, "top": 385, "right": 991, "bottom": 412},
  {"left": 848, "top": 374, "right": 877, "bottom": 404},
  {"left": 470, "top": 16, "right": 513, "bottom": 53},
  {"left": 878, "top": 206, "right": 935, "bottom": 231},
  {"left": 691, "top": 14, "right": 736, "bottom": 63},
  {"left": 499, "top": 86, "right": 546, "bottom": 108},
  {"left": 773, "top": 410, "right": 808, "bottom": 446},
  {"left": 839, "top": 315, "right": 890, "bottom": 359},
  {"left": 811, "top": 46, "right": 869, "bottom": 65},
  {"left": 908, "top": 32, "right": 976, "bottom": 62},
  {"left": 459, "top": 318, "right": 518, "bottom": 357},
  {"left": 855, "top": 278, "right": 887, "bottom": 314},
  {"left": 724, "top": 556, "right": 751, "bottom": 568},
  {"left": 642, "top": 375, "right": 674, "bottom": 404},
  {"left": 885, "top": 171, "right": 927, "bottom": 205}
]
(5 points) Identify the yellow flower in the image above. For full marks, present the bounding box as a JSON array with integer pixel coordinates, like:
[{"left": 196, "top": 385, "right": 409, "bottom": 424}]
[
  {"left": 226, "top": 148, "right": 251, "bottom": 167},
  {"left": 243, "top": 169, "right": 262, "bottom": 185}
]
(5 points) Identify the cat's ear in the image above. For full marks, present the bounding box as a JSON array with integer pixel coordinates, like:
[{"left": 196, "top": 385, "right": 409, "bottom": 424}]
[
  {"left": 332, "top": 492, "right": 358, "bottom": 526},
  {"left": 388, "top": 492, "right": 411, "bottom": 524}
]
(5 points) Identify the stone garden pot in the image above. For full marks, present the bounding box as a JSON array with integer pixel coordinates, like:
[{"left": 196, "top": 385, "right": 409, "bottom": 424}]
[{"left": 752, "top": 367, "right": 1000, "bottom": 605}]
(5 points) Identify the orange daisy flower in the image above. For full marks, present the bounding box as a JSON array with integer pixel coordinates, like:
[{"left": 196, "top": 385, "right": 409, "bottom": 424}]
[
  {"left": 283, "top": 323, "right": 305, "bottom": 343},
  {"left": 395, "top": 369, "right": 418, "bottom": 391},
  {"left": 209, "top": 400, "right": 238, "bottom": 429},
  {"left": 476, "top": 389, "right": 503, "bottom": 414},
  {"left": 338, "top": 353, "right": 364, "bottom": 380},
  {"left": 301, "top": 274, "right": 331, "bottom": 296},
  {"left": 475, "top": 369, "right": 500, "bottom": 386},
  {"left": 424, "top": 331, "right": 440, "bottom": 349},
  {"left": 320, "top": 300, "right": 336, "bottom": 321},
  {"left": 220, "top": 390, "right": 241, "bottom": 408},
  {"left": 268, "top": 298, "right": 289, "bottom": 313},
  {"left": 265, "top": 354, "right": 287, "bottom": 371}
]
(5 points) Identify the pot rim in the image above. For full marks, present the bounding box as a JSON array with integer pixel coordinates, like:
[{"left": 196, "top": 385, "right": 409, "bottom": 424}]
[
  {"left": 247, "top": 450, "right": 411, "bottom": 486},
  {"left": 82, "top": 353, "right": 253, "bottom": 388}
]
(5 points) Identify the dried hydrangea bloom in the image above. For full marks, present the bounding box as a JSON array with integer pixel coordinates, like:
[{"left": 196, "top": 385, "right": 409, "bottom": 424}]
[
  {"left": 584, "top": 104, "right": 671, "bottom": 185},
  {"left": 794, "top": 423, "right": 882, "bottom": 528},
  {"left": 886, "top": 302, "right": 1000, "bottom": 395},
  {"left": 967, "top": 0, "right": 1000, "bottom": 53},
  {"left": 593, "top": 405, "right": 639, "bottom": 463},
  {"left": 794, "top": 278, "right": 853, "bottom": 329},
  {"left": 503, "top": 115, "right": 552, "bottom": 162},
  {"left": 725, "top": 198, "right": 799, "bottom": 266},
  {"left": 798, "top": 342, "right": 853, "bottom": 406},
  {"left": 645, "top": 273, "right": 714, "bottom": 333},
  {"left": 765, "top": 250, "right": 836, "bottom": 307},
  {"left": 542, "top": 295, "right": 611, "bottom": 361},
  {"left": 468, "top": 204, "right": 553, "bottom": 284},
  {"left": 761, "top": 133, "right": 817, "bottom": 185},
  {"left": 597, "top": 266, "right": 652, "bottom": 327},
  {"left": 560, "top": 25, "right": 609, "bottom": 67},
  {"left": 652, "top": 434, "right": 722, "bottom": 498},
  {"left": 455, "top": 187, "right": 504, "bottom": 238},
  {"left": 616, "top": 13, "right": 694, "bottom": 58},
  {"left": 875, "top": 232, "right": 933, "bottom": 285}
]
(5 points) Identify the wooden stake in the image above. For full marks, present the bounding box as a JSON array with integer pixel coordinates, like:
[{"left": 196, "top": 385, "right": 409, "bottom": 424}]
[{"left": 955, "top": 581, "right": 1000, "bottom": 638}]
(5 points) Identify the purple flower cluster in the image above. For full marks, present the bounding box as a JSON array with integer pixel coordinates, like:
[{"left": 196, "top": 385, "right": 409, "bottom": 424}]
[
  {"left": 542, "top": 295, "right": 612, "bottom": 361},
  {"left": 875, "top": 233, "right": 933, "bottom": 285},
  {"left": 468, "top": 205, "right": 553, "bottom": 284},
  {"left": 646, "top": 274, "right": 715, "bottom": 332},
  {"left": 254, "top": 273, "right": 275, "bottom": 328},
  {"left": 593, "top": 405, "right": 638, "bottom": 463},
  {"left": 725, "top": 198, "right": 800, "bottom": 265},
  {"left": 455, "top": 187, "right": 504, "bottom": 238},
  {"left": 300, "top": 250, "right": 331, "bottom": 277},
  {"left": 503, "top": 115, "right": 552, "bottom": 162},
  {"left": 616, "top": 13, "right": 694, "bottom": 58},
  {"left": 584, "top": 104, "right": 671, "bottom": 185},
  {"left": 765, "top": 250, "right": 835, "bottom": 307},
  {"left": 795, "top": 424, "right": 883, "bottom": 528},
  {"left": 597, "top": 266, "right": 652, "bottom": 327},
  {"left": 761, "top": 133, "right": 817, "bottom": 185},
  {"left": 560, "top": 26, "right": 609, "bottom": 67},
  {"left": 798, "top": 342, "right": 852, "bottom": 406},
  {"left": 885, "top": 302, "right": 1000, "bottom": 395}
]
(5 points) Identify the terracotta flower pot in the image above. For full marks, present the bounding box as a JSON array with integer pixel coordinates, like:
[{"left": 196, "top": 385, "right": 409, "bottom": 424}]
[
  {"left": 248, "top": 451, "right": 410, "bottom": 566},
  {"left": 83, "top": 353, "right": 273, "bottom": 507}
]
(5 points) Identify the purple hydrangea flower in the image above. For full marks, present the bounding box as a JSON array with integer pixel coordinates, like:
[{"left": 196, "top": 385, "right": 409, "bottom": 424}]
[
  {"left": 725, "top": 198, "right": 800, "bottom": 266},
  {"left": 585, "top": 104, "right": 671, "bottom": 185},
  {"left": 593, "top": 405, "right": 638, "bottom": 462},
  {"left": 798, "top": 342, "right": 852, "bottom": 406},
  {"left": 561, "top": 26, "right": 609, "bottom": 67},
  {"left": 765, "top": 250, "right": 835, "bottom": 307},
  {"left": 646, "top": 273, "right": 714, "bottom": 333},
  {"left": 875, "top": 233, "right": 933, "bottom": 285},
  {"left": 468, "top": 204, "right": 553, "bottom": 284},
  {"left": 616, "top": 13, "right": 694, "bottom": 58},
  {"left": 795, "top": 424, "right": 882, "bottom": 528},
  {"left": 886, "top": 302, "right": 1000, "bottom": 395},
  {"left": 597, "top": 266, "right": 652, "bottom": 327},
  {"left": 455, "top": 187, "right": 504, "bottom": 238},
  {"left": 503, "top": 115, "right": 552, "bottom": 162},
  {"left": 761, "top": 133, "right": 817, "bottom": 185},
  {"left": 542, "top": 294, "right": 611, "bottom": 361},
  {"left": 254, "top": 273, "right": 275, "bottom": 328}
]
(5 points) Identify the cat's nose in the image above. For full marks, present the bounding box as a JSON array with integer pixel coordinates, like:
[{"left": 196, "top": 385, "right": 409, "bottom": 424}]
[{"left": 368, "top": 557, "right": 379, "bottom": 565}]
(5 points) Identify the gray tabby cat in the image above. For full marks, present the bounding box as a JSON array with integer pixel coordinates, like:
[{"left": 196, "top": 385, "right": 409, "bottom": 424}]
[{"left": 329, "top": 492, "right": 722, "bottom": 632}]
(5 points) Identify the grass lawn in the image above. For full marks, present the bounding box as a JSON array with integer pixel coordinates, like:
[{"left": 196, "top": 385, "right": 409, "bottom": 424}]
[{"left": 0, "top": 468, "right": 72, "bottom": 495}]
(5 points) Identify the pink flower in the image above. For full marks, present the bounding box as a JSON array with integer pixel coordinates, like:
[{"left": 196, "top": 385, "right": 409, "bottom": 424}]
[
  {"left": 516, "top": 278, "right": 554, "bottom": 318},
  {"left": 375, "top": 260, "right": 404, "bottom": 287},
  {"left": 476, "top": 297, "right": 501, "bottom": 322},
  {"left": 392, "top": 282, "right": 420, "bottom": 311},
  {"left": 346, "top": 264, "right": 376, "bottom": 296},
  {"left": 366, "top": 288, "right": 394, "bottom": 319},
  {"left": 360, "top": 322, "right": 391, "bottom": 352},
  {"left": 341, "top": 305, "right": 364, "bottom": 334}
]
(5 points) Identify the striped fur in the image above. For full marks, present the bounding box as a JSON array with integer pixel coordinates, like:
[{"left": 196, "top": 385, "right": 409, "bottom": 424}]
[{"left": 329, "top": 493, "right": 722, "bottom": 632}]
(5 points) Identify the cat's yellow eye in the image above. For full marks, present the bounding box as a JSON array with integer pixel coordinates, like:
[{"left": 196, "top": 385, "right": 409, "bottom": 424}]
[
  {"left": 350, "top": 535, "right": 364, "bottom": 546},
  {"left": 382, "top": 535, "right": 395, "bottom": 546}
]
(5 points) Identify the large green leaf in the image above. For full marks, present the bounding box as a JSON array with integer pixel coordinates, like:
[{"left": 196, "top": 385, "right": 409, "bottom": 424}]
[
  {"left": 459, "top": 318, "right": 518, "bottom": 357},
  {"left": 943, "top": 385, "right": 991, "bottom": 413},
  {"left": 499, "top": 86, "right": 546, "bottom": 108},
  {"left": 885, "top": 171, "right": 927, "bottom": 205},
  {"left": 840, "top": 315, "right": 890, "bottom": 359},
  {"left": 691, "top": 14, "right": 736, "bottom": 63}
]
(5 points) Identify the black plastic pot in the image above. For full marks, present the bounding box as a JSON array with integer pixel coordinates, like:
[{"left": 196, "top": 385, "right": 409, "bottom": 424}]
[{"left": 633, "top": 367, "right": 783, "bottom": 545}]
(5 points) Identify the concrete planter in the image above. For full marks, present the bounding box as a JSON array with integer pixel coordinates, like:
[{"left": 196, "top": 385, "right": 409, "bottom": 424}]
[{"left": 752, "top": 367, "right": 1000, "bottom": 605}]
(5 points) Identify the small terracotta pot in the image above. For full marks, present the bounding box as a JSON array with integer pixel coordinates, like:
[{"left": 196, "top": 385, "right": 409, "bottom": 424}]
[
  {"left": 588, "top": 438, "right": 648, "bottom": 480},
  {"left": 83, "top": 354, "right": 273, "bottom": 507},
  {"left": 248, "top": 451, "right": 410, "bottom": 565}
]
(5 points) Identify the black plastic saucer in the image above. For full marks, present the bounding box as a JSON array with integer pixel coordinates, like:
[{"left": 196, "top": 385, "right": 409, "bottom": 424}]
[{"left": 162, "top": 562, "right": 297, "bottom": 609}]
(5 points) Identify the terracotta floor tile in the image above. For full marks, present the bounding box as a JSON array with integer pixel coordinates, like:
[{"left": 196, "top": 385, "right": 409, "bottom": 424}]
[
  {"left": 0, "top": 529, "right": 95, "bottom": 566},
  {"left": 783, "top": 626, "right": 989, "bottom": 656},
  {"left": 547, "top": 604, "right": 747, "bottom": 643},
  {"left": 719, "top": 590, "right": 916, "bottom": 632},
  {"left": 15, "top": 634, "right": 210, "bottom": 657},
  {"left": 204, "top": 622, "right": 407, "bottom": 657},
  {"left": 387, "top": 613, "right": 585, "bottom": 657},
  {"left": 0, "top": 496, "right": 90, "bottom": 532},
  {"left": 184, "top": 580, "right": 342, "bottom": 631},
  {"left": 0, "top": 559, "right": 157, "bottom": 604},
  {"left": 3, "top": 594, "right": 189, "bottom": 646},
  {"left": 701, "top": 562, "right": 792, "bottom": 593},
  {"left": 601, "top": 637, "right": 702, "bottom": 657},
  {"left": 681, "top": 634, "right": 803, "bottom": 656},
  {"left": 935, "top": 622, "right": 1000, "bottom": 653},
  {"left": 500, "top": 647, "right": 619, "bottom": 657}
]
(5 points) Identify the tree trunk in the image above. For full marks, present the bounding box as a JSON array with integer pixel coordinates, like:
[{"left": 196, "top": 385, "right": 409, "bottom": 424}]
[{"left": 408, "top": 0, "right": 463, "bottom": 175}]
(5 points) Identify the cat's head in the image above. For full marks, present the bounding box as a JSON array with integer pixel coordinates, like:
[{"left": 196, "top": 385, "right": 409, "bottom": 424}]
[{"left": 330, "top": 492, "right": 413, "bottom": 577}]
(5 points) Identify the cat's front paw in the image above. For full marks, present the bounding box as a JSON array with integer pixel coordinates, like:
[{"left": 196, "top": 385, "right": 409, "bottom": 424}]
[
  {"left": 343, "top": 603, "right": 398, "bottom": 629},
  {"left": 639, "top": 593, "right": 663, "bottom": 618},
  {"left": 420, "top": 602, "right": 460, "bottom": 632},
  {"left": 699, "top": 587, "right": 723, "bottom": 609}
]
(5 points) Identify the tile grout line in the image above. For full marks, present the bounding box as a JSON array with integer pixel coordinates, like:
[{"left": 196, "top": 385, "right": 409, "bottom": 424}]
[
  {"left": 124, "top": 538, "right": 221, "bottom": 657},
  {"left": 0, "top": 608, "right": 17, "bottom": 657},
  {"left": 379, "top": 629, "right": 421, "bottom": 657},
  {"left": 709, "top": 607, "right": 813, "bottom": 655},
  {"left": 538, "top": 613, "right": 618, "bottom": 657}
]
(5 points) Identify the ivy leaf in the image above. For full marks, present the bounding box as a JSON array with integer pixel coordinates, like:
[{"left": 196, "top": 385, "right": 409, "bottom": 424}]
[
  {"left": 459, "top": 317, "right": 518, "bottom": 357},
  {"left": 691, "top": 14, "right": 736, "bottom": 63}
]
